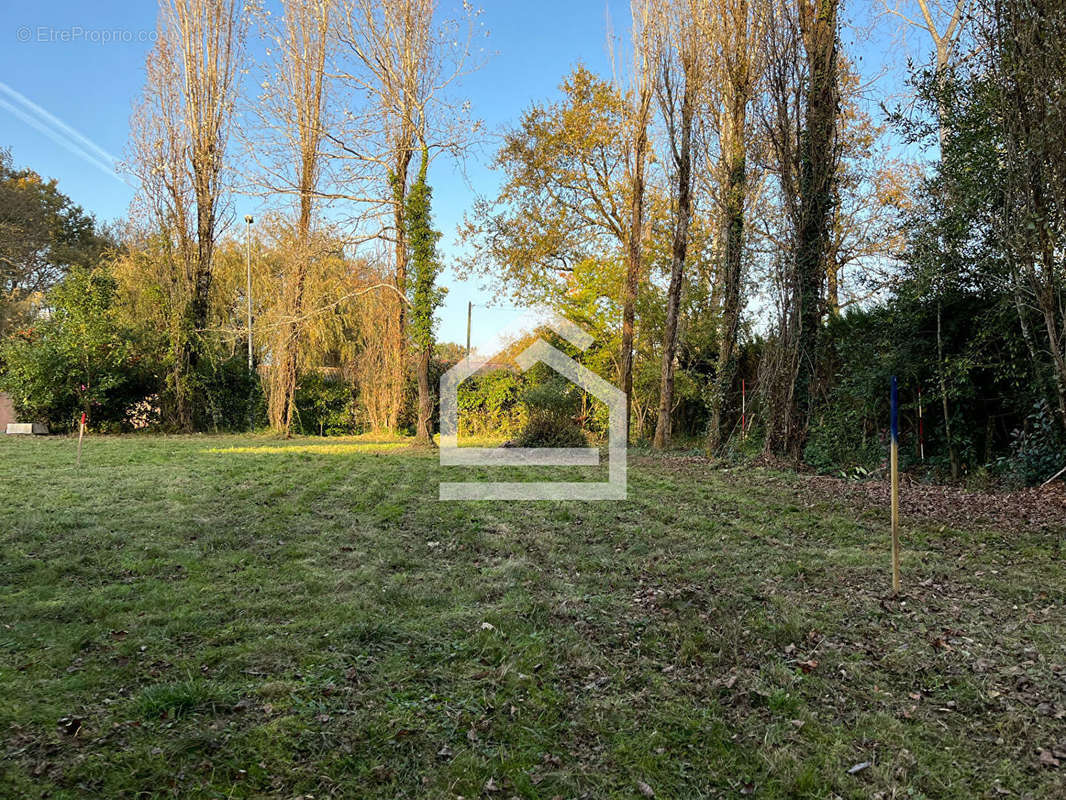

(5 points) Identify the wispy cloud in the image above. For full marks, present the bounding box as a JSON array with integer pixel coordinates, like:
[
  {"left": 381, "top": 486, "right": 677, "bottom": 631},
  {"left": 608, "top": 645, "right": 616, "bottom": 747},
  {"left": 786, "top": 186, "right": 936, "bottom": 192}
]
[{"left": 0, "top": 80, "right": 131, "bottom": 186}]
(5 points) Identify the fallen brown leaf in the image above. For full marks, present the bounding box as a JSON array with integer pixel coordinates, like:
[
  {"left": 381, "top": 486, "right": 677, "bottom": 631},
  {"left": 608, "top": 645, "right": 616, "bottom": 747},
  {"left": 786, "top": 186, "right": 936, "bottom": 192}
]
[{"left": 1038, "top": 748, "right": 1061, "bottom": 768}]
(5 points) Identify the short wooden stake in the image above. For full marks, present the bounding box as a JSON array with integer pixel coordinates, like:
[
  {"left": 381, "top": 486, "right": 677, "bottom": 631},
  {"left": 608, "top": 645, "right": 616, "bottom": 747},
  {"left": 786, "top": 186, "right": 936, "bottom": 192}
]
[
  {"left": 1041, "top": 463, "right": 1066, "bottom": 487},
  {"left": 76, "top": 412, "right": 86, "bottom": 468},
  {"left": 741, "top": 379, "right": 747, "bottom": 439},
  {"left": 917, "top": 387, "right": 925, "bottom": 462},
  {"left": 890, "top": 376, "right": 900, "bottom": 594}
]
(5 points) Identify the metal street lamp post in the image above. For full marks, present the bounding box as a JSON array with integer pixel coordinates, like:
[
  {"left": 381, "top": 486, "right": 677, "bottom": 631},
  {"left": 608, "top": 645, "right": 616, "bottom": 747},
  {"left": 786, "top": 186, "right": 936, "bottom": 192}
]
[{"left": 244, "top": 215, "right": 254, "bottom": 371}]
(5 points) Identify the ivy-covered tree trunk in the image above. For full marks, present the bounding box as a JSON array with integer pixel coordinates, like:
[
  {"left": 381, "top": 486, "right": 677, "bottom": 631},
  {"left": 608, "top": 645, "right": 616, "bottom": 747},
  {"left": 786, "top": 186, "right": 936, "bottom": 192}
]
[
  {"left": 653, "top": 67, "right": 694, "bottom": 451},
  {"left": 702, "top": 0, "right": 758, "bottom": 454},
  {"left": 416, "top": 346, "right": 432, "bottom": 443},
  {"left": 389, "top": 146, "right": 412, "bottom": 433},
  {"left": 789, "top": 0, "right": 839, "bottom": 457},
  {"left": 405, "top": 145, "right": 442, "bottom": 445},
  {"left": 707, "top": 107, "right": 747, "bottom": 454}
]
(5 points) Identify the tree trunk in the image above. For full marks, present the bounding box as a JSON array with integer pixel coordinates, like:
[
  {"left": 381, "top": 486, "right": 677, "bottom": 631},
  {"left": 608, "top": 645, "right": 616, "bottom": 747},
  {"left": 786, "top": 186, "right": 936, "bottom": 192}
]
[
  {"left": 653, "top": 76, "right": 694, "bottom": 450},
  {"left": 1039, "top": 291, "right": 1066, "bottom": 428},
  {"left": 278, "top": 258, "right": 308, "bottom": 435},
  {"left": 415, "top": 344, "right": 432, "bottom": 444},
  {"left": 175, "top": 175, "right": 219, "bottom": 432},
  {"left": 270, "top": 180, "right": 317, "bottom": 436},
  {"left": 788, "top": 0, "right": 839, "bottom": 457},
  {"left": 707, "top": 112, "right": 747, "bottom": 453},
  {"left": 936, "top": 300, "right": 960, "bottom": 480},
  {"left": 406, "top": 142, "right": 438, "bottom": 446},
  {"left": 621, "top": 93, "right": 652, "bottom": 444},
  {"left": 825, "top": 258, "right": 839, "bottom": 316},
  {"left": 388, "top": 147, "right": 412, "bottom": 432}
]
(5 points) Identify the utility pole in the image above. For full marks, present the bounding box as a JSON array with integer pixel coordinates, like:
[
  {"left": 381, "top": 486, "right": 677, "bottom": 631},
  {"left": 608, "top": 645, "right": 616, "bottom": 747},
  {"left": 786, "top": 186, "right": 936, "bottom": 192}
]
[
  {"left": 244, "top": 215, "right": 254, "bottom": 371},
  {"left": 466, "top": 301, "right": 472, "bottom": 359}
]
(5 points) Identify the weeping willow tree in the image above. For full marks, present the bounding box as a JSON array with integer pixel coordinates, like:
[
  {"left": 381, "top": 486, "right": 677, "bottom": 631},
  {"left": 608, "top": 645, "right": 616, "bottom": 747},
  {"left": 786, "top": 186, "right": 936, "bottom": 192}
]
[
  {"left": 256, "top": 0, "right": 332, "bottom": 435},
  {"left": 333, "top": 0, "right": 481, "bottom": 433}
]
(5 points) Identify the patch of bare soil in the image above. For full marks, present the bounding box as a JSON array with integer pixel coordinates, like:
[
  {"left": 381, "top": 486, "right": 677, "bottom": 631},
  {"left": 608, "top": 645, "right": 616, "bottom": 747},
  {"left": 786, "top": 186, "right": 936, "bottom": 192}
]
[{"left": 804, "top": 473, "right": 1066, "bottom": 533}]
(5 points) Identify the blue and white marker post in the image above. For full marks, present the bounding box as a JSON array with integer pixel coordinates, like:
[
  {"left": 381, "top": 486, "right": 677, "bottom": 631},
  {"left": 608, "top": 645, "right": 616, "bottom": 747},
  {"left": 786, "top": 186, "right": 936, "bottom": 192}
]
[{"left": 890, "top": 376, "right": 901, "bottom": 594}]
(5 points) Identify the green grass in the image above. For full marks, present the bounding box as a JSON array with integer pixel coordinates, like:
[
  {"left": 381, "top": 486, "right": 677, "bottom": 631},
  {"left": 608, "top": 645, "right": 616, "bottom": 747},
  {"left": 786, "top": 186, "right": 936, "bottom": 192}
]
[{"left": 1, "top": 434, "right": 1063, "bottom": 798}]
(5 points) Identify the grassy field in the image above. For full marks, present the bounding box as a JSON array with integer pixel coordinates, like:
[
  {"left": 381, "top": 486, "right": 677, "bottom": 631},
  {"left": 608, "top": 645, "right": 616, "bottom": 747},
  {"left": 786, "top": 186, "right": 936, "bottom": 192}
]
[{"left": 1, "top": 434, "right": 1064, "bottom": 799}]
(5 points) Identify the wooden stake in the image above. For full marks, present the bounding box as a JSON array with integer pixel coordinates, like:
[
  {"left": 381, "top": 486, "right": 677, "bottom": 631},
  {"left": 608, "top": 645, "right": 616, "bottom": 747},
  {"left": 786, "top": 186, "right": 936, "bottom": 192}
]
[
  {"left": 890, "top": 377, "right": 900, "bottom": 594},
  {"left": 76, "top": 412, "right": 86, "bottom": 468},
  {"left": 1041, "top": 463, "right": 1066, "bottom": 487},
  {"left": 917, "top": 387, "right": 925, "bottom": 462},
  {"left": 741, "top": 379, "right": 747, "bottom": 439}
]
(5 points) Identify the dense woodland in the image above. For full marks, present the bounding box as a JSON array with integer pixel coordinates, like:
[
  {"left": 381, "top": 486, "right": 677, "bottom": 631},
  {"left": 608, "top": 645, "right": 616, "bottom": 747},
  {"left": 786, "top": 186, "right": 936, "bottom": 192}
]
[{"left": 1, "top": 0, "right": 1064, "bottom": 486}]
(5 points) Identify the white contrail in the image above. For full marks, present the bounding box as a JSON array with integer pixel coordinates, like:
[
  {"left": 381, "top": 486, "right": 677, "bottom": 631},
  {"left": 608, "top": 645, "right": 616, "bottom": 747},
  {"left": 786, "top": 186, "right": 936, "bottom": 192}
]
[
  {"left": 0, "top": 80, "right": 130, "bottom": 186},
  {"left": 0, "top": 96, "right": 124, "bottom": 182},
  {"left": 0, "top": 96, "right": 119, "bottom": 179},
  {"left": 0, "top": 80, "right": 118, "bottom": 165}
]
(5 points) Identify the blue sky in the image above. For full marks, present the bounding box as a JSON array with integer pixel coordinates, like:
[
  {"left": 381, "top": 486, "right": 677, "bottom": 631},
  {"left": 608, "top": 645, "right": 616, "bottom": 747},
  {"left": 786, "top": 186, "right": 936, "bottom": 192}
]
[{"left": 0, "top": 0, "right": 921, "bottom": 352}]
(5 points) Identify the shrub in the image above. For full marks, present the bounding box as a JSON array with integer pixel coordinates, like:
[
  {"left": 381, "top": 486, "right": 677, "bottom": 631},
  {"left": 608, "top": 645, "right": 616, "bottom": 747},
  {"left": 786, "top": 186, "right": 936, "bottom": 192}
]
[
  {"left": 293, "top": 372, "right": 355, "bottom": 436},
  {"left": 457, "top": 369, "right": 527, "bottom": 438},
  {"left": 0, "top": 267, "right": 158, "bottom": 431},
  {"left": 996, "top": 399, "right": 1065, "bottom": 486},
  {"left": 514, "top": 371, "right": 587, "bottom": 447},
  {"left": 194, "top": 354, "right": 266, "bottom": 432},
  {"left": 718, "top": 422, "right": 766, "bottom": 464},
  {"left": 514, "top": 411, "right": 588, "bottom": 447},
  {"left": 804, "top": 404, "right": 885, "bottom": 474}
]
